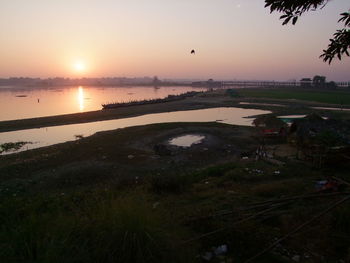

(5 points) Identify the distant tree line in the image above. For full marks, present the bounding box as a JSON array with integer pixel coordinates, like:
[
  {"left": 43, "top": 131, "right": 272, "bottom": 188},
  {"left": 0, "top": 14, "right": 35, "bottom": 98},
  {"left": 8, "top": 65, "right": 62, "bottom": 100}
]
[{"left": 300, "top": 75, "right": 338, "bottom": 89}]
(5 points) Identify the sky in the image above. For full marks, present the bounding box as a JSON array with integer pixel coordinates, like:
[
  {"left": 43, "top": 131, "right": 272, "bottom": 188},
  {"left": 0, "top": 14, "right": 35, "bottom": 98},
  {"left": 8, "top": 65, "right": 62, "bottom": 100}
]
[{"left": 0, "top": 0, "right": 349, "bottom": 81}]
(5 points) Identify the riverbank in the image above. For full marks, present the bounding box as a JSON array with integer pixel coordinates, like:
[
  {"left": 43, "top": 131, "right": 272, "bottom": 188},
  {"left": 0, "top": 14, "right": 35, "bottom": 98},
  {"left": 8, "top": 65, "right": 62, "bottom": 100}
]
[{"left": 1, "top": 88, "right": 350, "bottom": 133}]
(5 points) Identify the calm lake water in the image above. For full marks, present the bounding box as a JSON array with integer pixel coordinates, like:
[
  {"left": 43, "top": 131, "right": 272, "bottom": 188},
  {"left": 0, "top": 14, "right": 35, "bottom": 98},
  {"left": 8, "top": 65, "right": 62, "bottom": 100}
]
[
  {"left": 0, "top": 86, "right": 208, "bottom": 121},
  {"left": 0, "top": 107, "right": 270, "bottom": 154}
]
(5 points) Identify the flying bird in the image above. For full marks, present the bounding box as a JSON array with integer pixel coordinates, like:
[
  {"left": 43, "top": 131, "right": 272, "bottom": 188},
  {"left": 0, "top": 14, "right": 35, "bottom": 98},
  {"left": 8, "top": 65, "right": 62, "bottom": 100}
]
[{"left": 191, "top": 49, "right": 195, "bottom": 55}]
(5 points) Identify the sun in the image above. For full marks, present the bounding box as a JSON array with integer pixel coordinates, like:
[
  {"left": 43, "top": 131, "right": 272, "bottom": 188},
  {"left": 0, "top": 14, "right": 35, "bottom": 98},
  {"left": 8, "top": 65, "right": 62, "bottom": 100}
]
[{"left": 74, "top": 61, "right": 86, "bottom": 72}]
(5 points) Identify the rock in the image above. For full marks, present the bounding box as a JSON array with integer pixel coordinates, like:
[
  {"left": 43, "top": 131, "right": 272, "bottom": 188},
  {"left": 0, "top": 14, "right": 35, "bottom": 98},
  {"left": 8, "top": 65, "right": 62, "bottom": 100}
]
[
  {"left": 201, "top": 252, "right": 213, "bottom": 261},
  {"left": 292, "top": 255, "right": 300, "bottom": 262},
  {"left": 152, "top": 202, "right": 160, "bottom": 209}
]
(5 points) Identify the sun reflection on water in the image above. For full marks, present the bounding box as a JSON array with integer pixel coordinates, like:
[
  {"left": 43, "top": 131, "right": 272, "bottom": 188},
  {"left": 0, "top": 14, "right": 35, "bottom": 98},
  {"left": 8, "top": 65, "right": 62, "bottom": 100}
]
[{"left": 78, "top": 86, "right": 84, "bottom": 111}]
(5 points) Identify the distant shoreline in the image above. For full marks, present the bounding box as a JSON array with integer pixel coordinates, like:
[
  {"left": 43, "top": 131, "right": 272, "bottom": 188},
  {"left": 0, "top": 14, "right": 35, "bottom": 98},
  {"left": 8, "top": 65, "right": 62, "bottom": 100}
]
[
  {"left": 0, "top": 83, "right": 194, "bottom": 89},
  {"left": 1, "top": 88, "right": 350, "bottom": 133}
]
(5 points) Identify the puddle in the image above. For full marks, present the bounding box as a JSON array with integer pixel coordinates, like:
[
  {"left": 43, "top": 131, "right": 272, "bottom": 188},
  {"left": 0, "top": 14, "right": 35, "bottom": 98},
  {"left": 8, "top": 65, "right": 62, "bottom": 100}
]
[
  {"left": 277, "top": 115, "right": 306, "bottom": 124},
  {"left": 277, "top": 115, "right": 329, "bottom": 124},
  {"left": 0, "top": 107, "right": 270, "bottom": 154},
  {"left": 312, "top": 107, "right": 350, "bottom": 111},
  {"left": 169, "top": 134, "right": 205, "bottom": 147},
  {"left": 278, "top": 115, "right": 306, "bottom": 119}
]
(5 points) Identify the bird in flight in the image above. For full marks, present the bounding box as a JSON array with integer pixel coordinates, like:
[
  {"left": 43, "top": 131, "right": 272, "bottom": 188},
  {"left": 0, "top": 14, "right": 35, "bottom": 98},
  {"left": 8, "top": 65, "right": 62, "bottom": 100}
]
[{"left": 191, "top": 49, "right": 195, "bottom": 55}]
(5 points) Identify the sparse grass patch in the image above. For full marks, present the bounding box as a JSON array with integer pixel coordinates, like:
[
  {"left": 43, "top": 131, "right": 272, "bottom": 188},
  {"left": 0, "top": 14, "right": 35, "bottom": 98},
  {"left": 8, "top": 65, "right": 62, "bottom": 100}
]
[
  {"left": 149, "top": 173, "right": 188, "bottom": 194},
  {"left": 193, "top": 163, "right": 238, "bottom": 178},
  {"left": 0, "top": 141, "right": 31, "bottom": 154},
  {"left": 250, "top": 178, "right": 305, "bottom": 198}
]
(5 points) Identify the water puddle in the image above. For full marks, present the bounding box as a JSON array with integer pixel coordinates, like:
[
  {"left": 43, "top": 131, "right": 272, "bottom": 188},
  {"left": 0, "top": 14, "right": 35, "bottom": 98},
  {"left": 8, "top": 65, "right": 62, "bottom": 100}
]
[
  {"left": 169, "top": 134, "right": 205, "bottom": 147},
  {"left": 312, "top": 107, "right": 350, "bottom": 111},
  {"left": 0, "top": 107, "right": 270, "bottom": 154},
  {"left": 277, "top": 115, "right": 306, "bottom": 124}
]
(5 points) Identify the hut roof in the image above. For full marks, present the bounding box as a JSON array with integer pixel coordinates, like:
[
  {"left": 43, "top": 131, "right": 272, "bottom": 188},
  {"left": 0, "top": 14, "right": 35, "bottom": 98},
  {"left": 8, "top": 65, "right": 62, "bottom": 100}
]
[
  {"left": 304, "top": 113, "right": 324, "bottom": 122},
  {"left": 253, "top": 115, "right": 287, "bottom": 129}
]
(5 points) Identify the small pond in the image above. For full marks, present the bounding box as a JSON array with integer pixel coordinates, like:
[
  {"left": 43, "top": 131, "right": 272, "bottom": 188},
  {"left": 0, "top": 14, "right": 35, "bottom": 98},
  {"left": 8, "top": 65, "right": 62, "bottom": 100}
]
[
  {"left": 169, "top": 135, "right": 205, "bottom": 147},
  {"left": 0, "top": 107, "right": 270, "bottom": 154},
  {"left": 312, "top": 106, "right": 350, "bottom": 111},
  {"left": 277, "top": 115, "right": 306, "bottom": 124}
]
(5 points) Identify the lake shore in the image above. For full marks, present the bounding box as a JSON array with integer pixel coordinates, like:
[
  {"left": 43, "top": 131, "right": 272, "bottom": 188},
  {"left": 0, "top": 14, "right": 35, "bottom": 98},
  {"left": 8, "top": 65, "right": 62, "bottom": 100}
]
[
  {"left": 2, "top": 88, "right": 350, "bottom": 133},
  {"left": 0, "top": 91, "right": 229, "bottom": 132}
]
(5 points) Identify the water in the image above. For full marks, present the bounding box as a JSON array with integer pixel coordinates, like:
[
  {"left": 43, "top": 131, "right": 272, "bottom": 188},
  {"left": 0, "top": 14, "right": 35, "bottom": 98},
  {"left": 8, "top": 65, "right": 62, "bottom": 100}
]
[
  {"left": 0, "top": 107, "right": 270, "bottom": 154},
  {"left": 169, "top": 135, "right": 205, "bottom": 147},
  {"left": 312, "top": 106, "right": 350, "bottom": 111},
  {"left": 277, "top": 115, "right": 306, "bottom": 124},
  {"left": 0, "top": 85, "right": 208, "bottom": 121}
]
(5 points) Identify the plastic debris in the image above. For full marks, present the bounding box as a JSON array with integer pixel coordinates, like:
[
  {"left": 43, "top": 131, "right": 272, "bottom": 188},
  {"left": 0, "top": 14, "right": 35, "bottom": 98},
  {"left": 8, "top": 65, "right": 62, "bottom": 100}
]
[
  {"left": 292, "top": 255, "right": 301, "bottom": 262},
  {"left": 152, "top": 202, "right": 160, "bottom": 209},
  {"left": 214, "top": 244, "right": 228, "bottom": 256}
]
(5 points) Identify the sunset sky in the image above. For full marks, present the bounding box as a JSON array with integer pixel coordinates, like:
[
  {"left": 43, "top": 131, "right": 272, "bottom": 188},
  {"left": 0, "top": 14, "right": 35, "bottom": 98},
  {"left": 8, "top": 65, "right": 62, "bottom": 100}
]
[{"left": 0, "top": 0, "right": 349, "bottom": 81}]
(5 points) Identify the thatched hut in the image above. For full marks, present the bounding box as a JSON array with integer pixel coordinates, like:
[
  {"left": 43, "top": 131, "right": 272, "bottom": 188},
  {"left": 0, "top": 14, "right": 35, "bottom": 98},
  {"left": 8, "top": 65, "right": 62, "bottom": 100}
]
[
  {"left": 253, "top": 115, "right": 288, "bottom": 137},
  {"left": 289, "top": 113, "right": 350, "bottom": 166}
]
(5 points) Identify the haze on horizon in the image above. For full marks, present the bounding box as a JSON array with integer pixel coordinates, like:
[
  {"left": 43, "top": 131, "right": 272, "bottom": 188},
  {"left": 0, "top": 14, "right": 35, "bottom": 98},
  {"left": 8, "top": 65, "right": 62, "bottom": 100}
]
[{"left": 0, "top": 0, "right": 349, "bottom": 81}]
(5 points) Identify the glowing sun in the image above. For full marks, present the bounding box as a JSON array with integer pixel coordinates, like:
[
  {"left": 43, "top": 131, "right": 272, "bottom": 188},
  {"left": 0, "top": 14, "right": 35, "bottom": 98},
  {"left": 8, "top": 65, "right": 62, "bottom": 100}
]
[{"left": 74, "top": 61, "right": 86, "bottom": 72}]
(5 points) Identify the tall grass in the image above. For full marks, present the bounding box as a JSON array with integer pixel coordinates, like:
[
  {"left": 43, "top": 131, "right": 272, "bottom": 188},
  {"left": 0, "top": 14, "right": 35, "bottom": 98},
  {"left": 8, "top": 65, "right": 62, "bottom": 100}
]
[{"left": 0, "top": 194, "right": 192, "bottom": 263}]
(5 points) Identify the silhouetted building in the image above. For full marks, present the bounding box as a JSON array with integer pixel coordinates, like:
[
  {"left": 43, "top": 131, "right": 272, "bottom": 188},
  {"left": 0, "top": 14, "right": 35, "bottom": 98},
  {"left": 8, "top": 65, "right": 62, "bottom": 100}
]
[{"left": 300, "top": 78, "right": 312, "bottom": 88}]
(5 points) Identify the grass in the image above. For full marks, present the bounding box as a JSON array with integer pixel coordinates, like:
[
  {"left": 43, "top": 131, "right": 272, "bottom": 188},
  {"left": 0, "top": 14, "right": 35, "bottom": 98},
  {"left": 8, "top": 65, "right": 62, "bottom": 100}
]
[
  {"left": 0, "top": 193, "right": 193, "bottom": 263},
  {"left": 0, "top": 141, "right": 31, "bottom": 154},
  {"left": 1, "top": 157, "right": 350, "bottom": 262},
  {"left": 238, "top": 88, "right": 350, "bottom": 105}
]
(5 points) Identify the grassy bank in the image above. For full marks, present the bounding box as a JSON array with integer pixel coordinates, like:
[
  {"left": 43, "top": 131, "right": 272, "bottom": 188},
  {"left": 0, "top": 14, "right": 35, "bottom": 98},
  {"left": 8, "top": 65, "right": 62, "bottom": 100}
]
[{"left": 238, "top": 88, "right": 350, "bottom": 105}]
